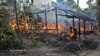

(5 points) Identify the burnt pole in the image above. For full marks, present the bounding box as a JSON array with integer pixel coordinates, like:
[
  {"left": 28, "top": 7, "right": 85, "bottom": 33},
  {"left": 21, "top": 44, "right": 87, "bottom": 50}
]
[
  {"left": 78, "top": 18, "right": 81, "bottom": 38},
  {"left": 72, "top": 17, "right": 75, "bottom": 32},
  {"left": 84, "top": 20, "right": 86, "bottom": 37},
  {"left": 55, "top": 7, "right": 58, "bottom": 35},
  {"left": 14, "top": 0, "right": 23, "bottom": 47},
  {"left": 45, "top": 10, "right": 47, "bottom": 30},
  {"left": 77, "top": 0, "right": 81, "bottom": 38},
  {"left": 91, "top": 22, "right": 93, "bottom": 31}
]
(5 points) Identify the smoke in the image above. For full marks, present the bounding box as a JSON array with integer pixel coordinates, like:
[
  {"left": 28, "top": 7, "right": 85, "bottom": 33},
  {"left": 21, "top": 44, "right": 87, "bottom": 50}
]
[{"left": 31, "top": 0, "right": 84, "bottom": 27}]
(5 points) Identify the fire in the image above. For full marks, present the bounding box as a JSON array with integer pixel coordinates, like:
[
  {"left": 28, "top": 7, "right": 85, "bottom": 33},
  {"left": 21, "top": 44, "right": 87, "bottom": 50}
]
[
  {"left": 69, "top": 33, "right": 74, "bottom": 37},
  {"left": 47, "top": 23, "right": 56, "bottom": 33},
  {"left": 45, "top": 23, "right": 67, "bottom": 34},
  {"left": 10, "top": 16, "right": 17, "bottom": 30},
  {"left": 80, "top": 27, "right": 84, "bottom": 31},
  {"left": 80, "top": 27, "right": 84, "bottom": 34},
  {"left": 67, "top": 32, "right": 75, "bottom": 41},
  {"left": 10, "top": 15, "right": 34, "bottom": 33},
  {"left": 10, "top": 22, "right": 17, "bottom": 30},
  {"left": 47, "top": 23, "right": 56, "bottom": 30},
  {"left": 10, "top": 15, "right": 67, "bottom": 34}
]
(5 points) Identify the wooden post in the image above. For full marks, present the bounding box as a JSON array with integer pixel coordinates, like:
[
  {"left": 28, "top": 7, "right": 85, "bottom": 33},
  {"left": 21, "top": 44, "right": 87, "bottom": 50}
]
[
  {"left": 72, "top": 17, "right": 77, "bottom": 40},
  {"left": 88, "top": 21, "right": 89, "bottom": 31},
  {"left": 45, "top": 10, "right": 47, "bottom": 30},
  {"left": 72, "top": 17, "right": 75, "bottom": 32},
  {"left": 55, "top": 7, "right": 58, "bottom": 35},
  {"left": 78, "top": 18, "right": 81, "bottom": 38},
  {"left": 84, "top": 20, "right": 86, "bottom": 35},
  {"left": 91, "top": 22, "right": 93, "bottom": 31}
]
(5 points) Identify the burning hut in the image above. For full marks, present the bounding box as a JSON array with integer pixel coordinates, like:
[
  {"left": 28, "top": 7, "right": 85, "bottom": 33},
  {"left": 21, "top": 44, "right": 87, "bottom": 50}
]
[{"left": 10, "top": 7, "right": 96, "bottom": 41}]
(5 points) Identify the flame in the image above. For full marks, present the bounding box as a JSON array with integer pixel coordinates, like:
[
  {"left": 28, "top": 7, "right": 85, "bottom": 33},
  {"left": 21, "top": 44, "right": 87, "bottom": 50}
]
[
  {"left": 45, "top": 23, "right": 67, "bottom": 34},
  {"left": 80, "top": 27, "right": 84, "bottom": 31},
  {"left": 10, "top": 15, "right": 67, "bottom": 34},
  {"left": 10, "top": 22, "right": 17, "bottom": 30},
  {"left": 47, "top": 23, "right": 57, "bottom": 33},
  {"left": 10, "top": 16, "right": 34, "bottom": 33},
  {"left": 69, "top": 33, "right": 74, "bottom": 37},
  {"left": 80, "top": 27, "right": 84, "bottom": 34},
  {"left": 67, "top": 32, "right": 74, "bottom": 41}
]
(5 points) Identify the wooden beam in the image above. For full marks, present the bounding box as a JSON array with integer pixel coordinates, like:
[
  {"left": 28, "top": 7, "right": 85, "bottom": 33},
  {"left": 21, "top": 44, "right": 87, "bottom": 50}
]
[
  {"left": 57, "top": 14, "right": 75, "bottom": 18},
  {"left": 55, "top": 7, "right": 58, "bottom": 35}
]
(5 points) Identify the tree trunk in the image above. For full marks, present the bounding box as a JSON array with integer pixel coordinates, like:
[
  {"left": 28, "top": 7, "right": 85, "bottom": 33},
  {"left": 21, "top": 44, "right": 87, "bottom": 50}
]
[{"left": 96, "top": 0, "right": 100, "bottom": 32}]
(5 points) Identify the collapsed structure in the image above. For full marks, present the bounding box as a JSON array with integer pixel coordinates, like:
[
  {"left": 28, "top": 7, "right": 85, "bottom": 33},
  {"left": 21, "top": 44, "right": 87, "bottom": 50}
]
[{"left": 10, "top": 7, "right": 96, "bottom": 40}]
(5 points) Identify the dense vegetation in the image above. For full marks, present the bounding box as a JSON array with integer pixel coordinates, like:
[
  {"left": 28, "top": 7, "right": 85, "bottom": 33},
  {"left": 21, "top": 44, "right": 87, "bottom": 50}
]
[{"left": 0, "top": 7, "right": 22, "bottom": 50}]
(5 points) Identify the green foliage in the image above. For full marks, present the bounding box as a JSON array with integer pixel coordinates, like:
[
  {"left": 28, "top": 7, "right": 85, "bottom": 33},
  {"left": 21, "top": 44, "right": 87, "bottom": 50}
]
[
  {"left": 0, "top": 7, "right": 9, "bottom": 28},
  {"left": 0, "top": 29, "right": 22, "bottom": 50},
  {"left": 81, "top": 8, "right": 89, "bottom": 14},
  {"left": 0, "top": 7, "right": 23, "bottom": 50},
  {"left": 1, "top": 2, "right": 8, "bottom": 6}
]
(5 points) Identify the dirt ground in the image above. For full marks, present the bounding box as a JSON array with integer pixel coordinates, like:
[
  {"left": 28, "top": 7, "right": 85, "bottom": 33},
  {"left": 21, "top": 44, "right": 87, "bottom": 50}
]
[{"left": 0, "top": 34, "right": 100, "bottom": 56}]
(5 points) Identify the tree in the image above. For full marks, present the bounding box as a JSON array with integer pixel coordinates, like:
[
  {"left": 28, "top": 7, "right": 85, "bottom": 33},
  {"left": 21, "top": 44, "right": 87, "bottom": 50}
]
[
  {"left": 52, "top": 0, "right": 77, "bottom": 10},
  {"left": 0, "top": 7, "right": 9, "bottom": 34},
  {"left": 0, "top": 1, "right": 23, "bottom": 50},
  {"left": 57, "top": 0, "right": 64, "bottom": 3},
  {"left": 66, "top": 0, "right": 77, "bottom": 9}
]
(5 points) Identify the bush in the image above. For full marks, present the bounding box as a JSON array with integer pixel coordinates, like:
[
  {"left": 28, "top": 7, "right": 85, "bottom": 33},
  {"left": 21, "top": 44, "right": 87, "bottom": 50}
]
[{"left": 0, "top": 29, "right": 23, "bottom": 50}]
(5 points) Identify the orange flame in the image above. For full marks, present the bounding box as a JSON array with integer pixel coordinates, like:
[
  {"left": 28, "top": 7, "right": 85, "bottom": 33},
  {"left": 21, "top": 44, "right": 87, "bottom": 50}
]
[
  {"left": 45, "top": 23, "right": 67, "bottom": 34},
  {"left": 10, "top": 16, "right": 34, "bottom": 33},
  {"left": 10, "top": 15, "right": 67, "bottom": 34},
  {"left": 80, "top": 27, "right": 84, "bottom": 34}
]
